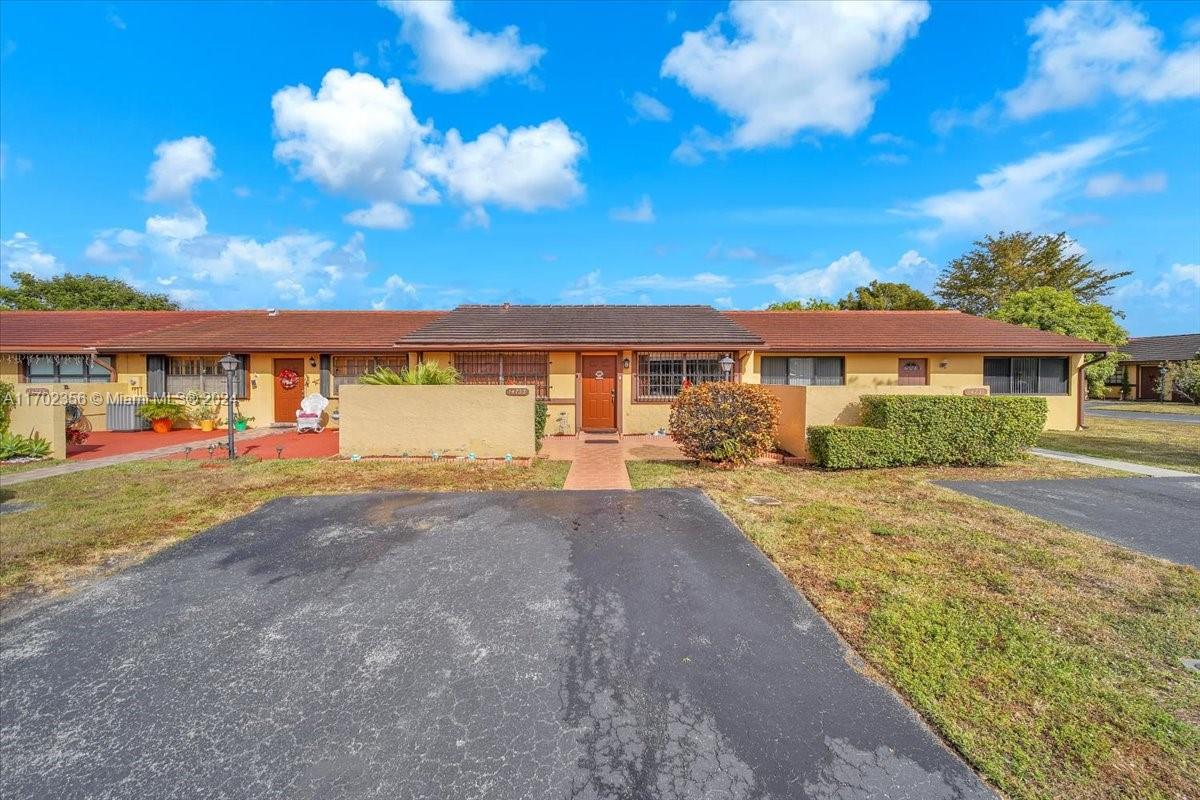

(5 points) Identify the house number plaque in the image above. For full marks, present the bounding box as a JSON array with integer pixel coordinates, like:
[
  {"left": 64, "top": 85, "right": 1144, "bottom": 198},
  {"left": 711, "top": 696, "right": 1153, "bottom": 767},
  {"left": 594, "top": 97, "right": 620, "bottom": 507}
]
[{"left": 506, "top": 387, "right": 530, "bottom": 396}]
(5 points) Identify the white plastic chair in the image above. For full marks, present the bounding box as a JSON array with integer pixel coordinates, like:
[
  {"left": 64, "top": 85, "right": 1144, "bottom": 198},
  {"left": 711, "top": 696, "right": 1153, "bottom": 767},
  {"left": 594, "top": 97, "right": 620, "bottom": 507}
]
[{"left": 296, "top": 393, "right": 329, "bottom": 433}]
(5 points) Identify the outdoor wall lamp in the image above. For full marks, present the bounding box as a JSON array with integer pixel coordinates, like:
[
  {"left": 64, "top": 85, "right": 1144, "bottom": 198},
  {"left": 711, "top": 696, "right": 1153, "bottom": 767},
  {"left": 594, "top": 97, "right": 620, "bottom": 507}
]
[
  {"left": 939, "top": 360, "right": 950, "bottom": 369},
  {"left": 309, "top": 357, "right": 317, "bottom": 368},
  {"left": 720, "top": 354, "right": 735, "bottom": 374},
  {"left": 622, "top": 357, "right": 631, "bottom": 370}
]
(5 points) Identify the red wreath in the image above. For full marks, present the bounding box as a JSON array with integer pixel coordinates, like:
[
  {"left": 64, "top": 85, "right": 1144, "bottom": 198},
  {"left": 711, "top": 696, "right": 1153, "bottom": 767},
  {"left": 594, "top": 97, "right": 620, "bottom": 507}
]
[{"left": 278, "top": 368, "right": 301, "bottom": 390}]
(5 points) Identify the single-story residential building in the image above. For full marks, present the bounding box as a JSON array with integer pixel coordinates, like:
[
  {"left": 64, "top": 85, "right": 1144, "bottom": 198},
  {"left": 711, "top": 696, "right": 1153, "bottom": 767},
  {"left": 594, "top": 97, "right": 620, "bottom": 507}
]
[
  {"left": 1, "top": 304, "right": 1108, "bottom": 436},
  {"left": 1104, "top": 333, "right": 1200, "bottom": 401}
]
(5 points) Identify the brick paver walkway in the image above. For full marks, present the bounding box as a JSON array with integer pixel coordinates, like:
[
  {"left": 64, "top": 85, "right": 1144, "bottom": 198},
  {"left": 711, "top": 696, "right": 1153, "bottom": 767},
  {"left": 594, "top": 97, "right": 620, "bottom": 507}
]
[{"left": 543, "top": 433, "right": 687, "bottom": 490}]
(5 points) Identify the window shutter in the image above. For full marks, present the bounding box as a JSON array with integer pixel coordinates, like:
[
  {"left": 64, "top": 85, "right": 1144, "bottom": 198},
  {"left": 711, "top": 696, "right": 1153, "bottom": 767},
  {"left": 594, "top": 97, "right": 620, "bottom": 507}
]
[
  {"left": 236, "top": 355, "right": 250, "bottom": 399},
  {"left": 1038, "top": 357, "right": 1068, "bottom": 395},
  {"left": 813, "top": 357, "right": 844, "bottom": 386},
  {"left": 320, "top": 354, "right": 331, "bottom": 397},
  {"left": 983, "top": 358, "right": 1010, "bottom": 394},
  {"left": 761, "top": 357, "right": 787, "bottom": 385},
  {"left": 147, "top": 354, "right": 167, "bottom": 397}
]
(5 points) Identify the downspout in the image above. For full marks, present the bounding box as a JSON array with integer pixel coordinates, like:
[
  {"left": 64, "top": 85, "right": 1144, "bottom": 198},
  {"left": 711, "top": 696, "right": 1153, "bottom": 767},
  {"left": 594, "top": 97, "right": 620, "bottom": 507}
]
[{"left": 1076, "top": 351, "right": 1110, "bottom": 430}]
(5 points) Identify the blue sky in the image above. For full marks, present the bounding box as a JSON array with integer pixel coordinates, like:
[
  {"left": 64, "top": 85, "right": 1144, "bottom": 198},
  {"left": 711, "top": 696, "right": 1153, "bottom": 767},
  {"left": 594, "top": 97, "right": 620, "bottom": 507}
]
[{"left": 1, "top": 0, "right": 1197, "bottom": 335}]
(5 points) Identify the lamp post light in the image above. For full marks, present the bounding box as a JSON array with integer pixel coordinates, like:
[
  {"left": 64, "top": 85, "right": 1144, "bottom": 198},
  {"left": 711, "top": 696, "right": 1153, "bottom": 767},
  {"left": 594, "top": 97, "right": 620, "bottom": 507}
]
[
  {"left": 719, "top": 354, "right": 735, "bottom": 379},
  {"left": 218, "top": 353, "right": 240, "bottom": 460}
]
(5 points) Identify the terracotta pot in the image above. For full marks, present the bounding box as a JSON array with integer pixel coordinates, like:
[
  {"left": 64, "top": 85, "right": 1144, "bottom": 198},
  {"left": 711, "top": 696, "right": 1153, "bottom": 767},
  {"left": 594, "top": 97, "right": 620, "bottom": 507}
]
[
  {"left": 200, "top": 420, "right": 215, "bottom": 432},
  {"left": 150, "top": 418, "right": 173, "bottom": 434}
]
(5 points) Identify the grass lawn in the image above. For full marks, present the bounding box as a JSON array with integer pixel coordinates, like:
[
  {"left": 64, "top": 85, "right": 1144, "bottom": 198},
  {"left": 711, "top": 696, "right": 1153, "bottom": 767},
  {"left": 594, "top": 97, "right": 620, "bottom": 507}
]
[
  {"left": 0, "top": 458, "right": 63, "bottom": 475},
  {"left": 1038, "top": 416, "right": 1200, "bottom": 473},
  {"left": 1091, "top": 401, "right": 1200, "bottom": 416},
  {"left": 0, "top": 457, "right": 570, "bottom": 599},
  {"left": 629, "top": 458, "right": 1200, "bottom": 800}
]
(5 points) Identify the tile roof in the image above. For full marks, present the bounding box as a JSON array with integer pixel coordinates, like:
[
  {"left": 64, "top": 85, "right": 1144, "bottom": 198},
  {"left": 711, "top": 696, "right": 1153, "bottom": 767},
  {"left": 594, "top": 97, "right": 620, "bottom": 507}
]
[
  {"left": 0, "top": 310, "right": 222, "bottom": 352},
  {"left": 1120, "top": 333, "right": 1200, "bottom": 362},
  {"left": 399, "top": 304, "right": 764, "bottom": 348},
  {"left": 724, "top": 310, "right": 1111, "bottom": 353}
]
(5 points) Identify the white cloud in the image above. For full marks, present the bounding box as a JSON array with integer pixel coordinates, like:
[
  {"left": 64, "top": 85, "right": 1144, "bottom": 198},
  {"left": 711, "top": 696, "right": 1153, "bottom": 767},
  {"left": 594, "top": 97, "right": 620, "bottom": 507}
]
[
  {"left": 905, "top": 135, "right": 1120, "bottom": 239},
  {"left": 561, "top": 270, "right": 606, "bottom": 303},
  {"left": 460, "top": 206, "right": 490, "bottom": 229},
  {"left": 381, "top": 0, "right": 544, "bottom": 92},
  {"left": 145, "top": 208, "right": 208, "bottom": 240},
  {"left": 343, "top": 201, "right": 414, "bottom": 230},
  {"left": 661, "top": 0, "right": 929, "bottom": 155},
  {"left": 868, "top": 131, "right": 911, "bottom": 147},
  {"left": 145, "top": 136, "right": 218, "bottom": 202},
  {"left": 1151, "top": 262, "right": 1200, "bottom": 296},
  {"left": 371, "top": 272, "right": 419, "bottom": 309},
  {"left": 272, "top": 69, "right": 438, "bottom": 204},
  {"left": 1, "top": 232, "right": 62, "bottom": 279},
  {"left": 428, "top": 120, "right": 586, "bottom": 211},
  {"left": 621, "top": 272, "right": 732, "bottom": 291},
  {"left": 764, "top": 251, "right": 878, "bottom": 298},
  {"left": 1084, "top": 170, "right": 1167, "bottom": 198},
  {"left": 892, "top": 249, "right": 935, "bottom": 274},
  {"left": 610, "top": 195, "right": 655, "bottom": 223},
  {"left": 272, "top": 69, "right": 585, "bottom": 218},
  {"left": 352, "top": 50, "right": 370, "bottom": 70},
  {"left": 1002, "top": 1, "right": 1200, "bottom": 119},
  {"left": 629, "top": 91, "right": 672, "bottom": 122}
]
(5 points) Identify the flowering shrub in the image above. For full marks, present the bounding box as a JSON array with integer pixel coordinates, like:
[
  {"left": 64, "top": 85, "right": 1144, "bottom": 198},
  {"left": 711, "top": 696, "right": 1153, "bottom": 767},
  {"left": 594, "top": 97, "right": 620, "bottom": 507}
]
[{"left": 669, "top": 382, "right": 780, "bottom": 467}]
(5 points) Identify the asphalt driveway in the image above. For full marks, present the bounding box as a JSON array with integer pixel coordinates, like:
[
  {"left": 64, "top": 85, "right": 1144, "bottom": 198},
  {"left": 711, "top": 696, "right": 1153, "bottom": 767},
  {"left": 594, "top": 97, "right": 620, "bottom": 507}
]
[
  {"left": 1, "top": 489, "right": 991, "bottom": 799},
  {"left": 940, "top": 476, "right": 1200, "bottom": 568}
]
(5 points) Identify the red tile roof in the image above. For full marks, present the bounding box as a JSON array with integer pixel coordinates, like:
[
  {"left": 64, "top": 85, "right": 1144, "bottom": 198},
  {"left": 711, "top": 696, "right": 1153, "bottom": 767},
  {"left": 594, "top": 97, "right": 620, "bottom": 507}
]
[
  {"left": 724, "top": 310, "right": 1110, "bottom": 353},
  {"left": 0, "top": 311, "right": 222, "bottom": 352},
  {"left": 400, "top": 304, "right": 763, "bottom": 348}
]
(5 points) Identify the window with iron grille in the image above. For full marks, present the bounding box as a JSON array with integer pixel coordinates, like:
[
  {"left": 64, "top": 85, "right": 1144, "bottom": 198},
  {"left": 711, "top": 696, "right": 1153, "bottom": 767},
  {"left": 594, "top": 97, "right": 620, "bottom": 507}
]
[
  {"left": 634, "top": 352, "right": 731, "bottom": 401},
  {"left": 452, "top": 351, "right": 549, "bottom": 399},
  {"left": 760, "top": 356, "right": 844, "bottom": 386},
  {"left": 330, "top": 354, "right": 409, "bottom": 395},
  {"left": 20, "top": 354, "right": 113, "bottom": 383},
  {"left": 983, "top": 357, "right": 1069, "bottom": 395}
]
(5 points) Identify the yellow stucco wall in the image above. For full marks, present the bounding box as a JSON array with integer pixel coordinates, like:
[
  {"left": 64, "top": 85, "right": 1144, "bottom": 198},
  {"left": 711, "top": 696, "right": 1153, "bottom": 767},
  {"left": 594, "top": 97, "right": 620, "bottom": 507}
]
[
  {"left": 8, "top": 401, "right": 67, "bottom": 459},
  {"left": 762, "top": 385, "right": 807, "bottom": 457},
  {"left": 338, "top": 384, "right": 535, "bottom": 458},
  {"left": 619, "top": 349, "right": 672, "bottom": 435}
]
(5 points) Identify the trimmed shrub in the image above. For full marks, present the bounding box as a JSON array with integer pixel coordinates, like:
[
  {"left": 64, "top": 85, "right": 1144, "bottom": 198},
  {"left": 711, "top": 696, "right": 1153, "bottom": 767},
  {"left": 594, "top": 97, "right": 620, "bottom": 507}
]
[
  {"left": 669, "top": 382, "right": 780, "bottom": 467},
  {"left": 809, "top": 394, "right": 1047, "bottom": 469},
  {"left": 534, "top": 400, "right": 548, "bottom": 453},
  {"left": 0, "top": 380, "right": 13, "bottom": 433},
  {"left": 0, "top": 431, "right": 51, "bottom": 460},
  {"left": 808, "top": 425, "right": 901, "bottom": 469}
]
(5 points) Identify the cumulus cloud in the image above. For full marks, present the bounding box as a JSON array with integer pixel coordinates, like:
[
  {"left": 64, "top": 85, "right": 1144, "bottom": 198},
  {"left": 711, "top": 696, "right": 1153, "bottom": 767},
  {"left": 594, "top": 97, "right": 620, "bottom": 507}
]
[
  {"left": 891, "top": 249, "right": 935, "bottom": 274},
  {"left": 371, "top": 272, "right": 419, "bottom": 309},
  {"left": 610, "top": 195, "right": 655, "bottom": 223},
  {"left": 145, "top": 208, "right": 208, "bottom": 240},
  {"left": 343, "top": 201, "right": 414, "bottom": 230},
  {"left": 1, "top": 231, "right": 62, "bottom": 279},
  {"left": 661, "top": 0, "right": 929, "bottom": 156},
  {"left": 621, "top": 272, "right": 732, "bottom": 291},
  {"left": 904, "top": 135, "right": 1120, "bottom": 239},
  {"left": 271, "top": 69, "right": 585, "bottom": 219},
  {"left": 381, "top": 0, "right": 544, "bottom": 92},
  {"left": 763, "top": 251, "right": 878, "bottom": 299},
  {"left": 145, "top": 136, "right": 218, "bottom": 202},
  {"left": 1084, "top": 170, "right": 1167, "bottom": 198},
  {"left": 1002, "top": 1, "right": 1200, "bottom": 119},
  {"left": 629, "top": 92, "right": 672, "bottom": 122},
  {"left": 868, "top": 131, "right": 911, "bottom": 147}
]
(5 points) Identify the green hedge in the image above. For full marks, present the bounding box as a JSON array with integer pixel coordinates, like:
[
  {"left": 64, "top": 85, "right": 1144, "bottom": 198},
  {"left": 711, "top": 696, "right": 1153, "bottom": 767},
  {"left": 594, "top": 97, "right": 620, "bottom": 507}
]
[
  {"left": 534, "top": 400, "right": 548, "bottom": 453},
  {"left": 809, "top": 395, "right": 1047, "bottom": 469}
]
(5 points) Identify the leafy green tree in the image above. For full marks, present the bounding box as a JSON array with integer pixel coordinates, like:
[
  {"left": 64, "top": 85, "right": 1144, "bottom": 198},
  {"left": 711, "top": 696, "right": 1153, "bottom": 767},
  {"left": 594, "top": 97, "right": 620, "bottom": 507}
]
[
  {"left": 937, "top": 232, "right": 1130, "bottom": 316},
  {"left": 766, "top": 299, "right": 838, "bottom": 311},
  {"left": 0, "top": 271, "right": 180, "bottom": 310},
  {"left": 1158, "top": 360, "right": 1200, "bottom": 404},
  {"left": 993, "top": 287, "right": 1128, "bottom": 397},
  {"left": 838, "top": 280, "right": 938, "bottom": 310}
]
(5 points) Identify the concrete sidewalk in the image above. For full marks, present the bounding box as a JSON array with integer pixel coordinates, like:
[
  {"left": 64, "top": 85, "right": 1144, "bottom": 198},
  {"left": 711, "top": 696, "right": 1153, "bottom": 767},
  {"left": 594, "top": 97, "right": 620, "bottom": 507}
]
[{"left": 1030, "top": 448, "right": 1195, "bottom": 478}]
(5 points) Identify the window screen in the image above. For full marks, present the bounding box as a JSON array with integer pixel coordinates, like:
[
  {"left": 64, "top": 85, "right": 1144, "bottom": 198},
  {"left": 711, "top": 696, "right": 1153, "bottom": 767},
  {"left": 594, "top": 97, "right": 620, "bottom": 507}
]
[
  {"left": 983, "top": 357, "right": 1069, "bottom": 395},
  {"left": 760, "top": 356, "right": 844, "bottom": 386}
]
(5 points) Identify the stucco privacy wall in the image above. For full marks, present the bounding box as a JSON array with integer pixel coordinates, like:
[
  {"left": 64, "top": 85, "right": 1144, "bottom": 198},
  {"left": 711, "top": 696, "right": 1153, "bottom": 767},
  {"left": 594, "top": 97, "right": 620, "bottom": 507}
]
[
  {"left": 338, "top": 384, "right": 535, "bottom": 458},
  {"left": 8, "top": 402, "right": 67, "bottom": 459}
]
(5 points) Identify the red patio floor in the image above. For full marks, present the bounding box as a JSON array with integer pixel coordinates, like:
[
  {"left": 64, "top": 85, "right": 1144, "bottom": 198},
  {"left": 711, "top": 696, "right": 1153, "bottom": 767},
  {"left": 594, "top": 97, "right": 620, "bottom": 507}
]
[{"left": 67, "top": 428, "right": 233, "bottom": 461}]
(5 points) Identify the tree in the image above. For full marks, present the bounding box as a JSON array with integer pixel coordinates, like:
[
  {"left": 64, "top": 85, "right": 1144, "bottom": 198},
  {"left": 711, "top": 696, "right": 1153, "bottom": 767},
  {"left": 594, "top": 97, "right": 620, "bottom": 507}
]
[
  {"left": 766, "top": 299, "right": 838, "bottom": 311},
  {"left": 0, "top": 271, "right": 180, "bottom": 310},
  {"left": 936, "top": 232, "right": 1130, "bottom": 316},
  {"left": 838, "top": 280, "right": 938, "bottom": 310},
  {"left": 1158, "top": 360, "right": 1200, "bottom": 404},
  {"left": 993, "top": 287, "right": 1128, "bottom": 398}
]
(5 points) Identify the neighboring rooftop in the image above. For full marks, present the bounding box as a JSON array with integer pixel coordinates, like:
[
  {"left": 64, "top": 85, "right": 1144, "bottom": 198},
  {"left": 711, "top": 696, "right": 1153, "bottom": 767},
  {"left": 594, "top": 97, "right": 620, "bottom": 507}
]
[
  {"left": 0, "top": 310, "right": 223, "bottom": 353},
  {"left": 1120, "top": 333, "right": 1200, "bottom": 363},
  {"left": 399, "top": 304, "right": 764, "bottom": 348},
  {"left": 725, "top": 310, "right": 1111, "bottom": 353}
]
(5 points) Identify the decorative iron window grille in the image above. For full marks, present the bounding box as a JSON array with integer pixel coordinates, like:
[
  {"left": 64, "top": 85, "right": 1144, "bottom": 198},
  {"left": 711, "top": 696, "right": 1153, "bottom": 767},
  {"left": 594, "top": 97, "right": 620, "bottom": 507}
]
[
  {"left": 634, "top": 352, "right": 731, "bottom": 400},
  {"left": 452, "top": 351, "right": 550, "bottom": 399},
  {"left": 330, "top": 354, "right": 409, "bottom": 395}
]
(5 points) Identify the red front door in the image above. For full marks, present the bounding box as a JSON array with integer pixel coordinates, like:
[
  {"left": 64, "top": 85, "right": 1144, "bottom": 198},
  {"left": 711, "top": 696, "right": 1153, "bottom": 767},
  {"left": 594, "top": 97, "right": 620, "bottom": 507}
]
[
  {"left": 273, "top": 358, "right": 305, "bottom": 422},
  {"left": 581, "top": 355, "right": 617, "bottom": 430}
]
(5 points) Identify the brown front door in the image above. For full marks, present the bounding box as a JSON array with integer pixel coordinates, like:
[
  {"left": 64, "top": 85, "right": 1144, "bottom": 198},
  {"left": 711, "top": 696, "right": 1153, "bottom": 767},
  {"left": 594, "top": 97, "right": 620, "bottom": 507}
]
[
  {"left": 273, "top": 358, "right": 305, "bottom": 422},
  {"left": 897, "top": 358, "right": 928, "bottom": 386},
  {"left": 581, "top": 355, "right": 617, "bottom": 430},
  {"left": 1138, "top": 365, "right": 1161, "bottom": 400}
]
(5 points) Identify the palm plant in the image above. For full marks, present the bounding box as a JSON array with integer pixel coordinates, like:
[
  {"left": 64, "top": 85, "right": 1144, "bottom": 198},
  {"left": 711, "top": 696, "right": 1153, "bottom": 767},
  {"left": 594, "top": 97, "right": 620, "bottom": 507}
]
[{"left": 357, "top": 361, "right": 459, "bottom": 386}]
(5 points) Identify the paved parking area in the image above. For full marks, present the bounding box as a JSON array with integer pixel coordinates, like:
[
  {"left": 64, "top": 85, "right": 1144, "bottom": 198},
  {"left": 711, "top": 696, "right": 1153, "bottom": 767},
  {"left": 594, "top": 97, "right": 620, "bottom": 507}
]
[
  {"left": 1, "top": 489, "right": 991, "bottom": 799},
  {"left": 940, "top": 476, "right": 1200, "bottom": 568}
]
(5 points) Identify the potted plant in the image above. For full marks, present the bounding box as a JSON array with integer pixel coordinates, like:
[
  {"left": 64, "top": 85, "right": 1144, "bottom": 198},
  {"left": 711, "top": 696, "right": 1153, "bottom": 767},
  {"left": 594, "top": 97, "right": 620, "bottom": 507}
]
[
  {"left": 233, "top": 411, "right": 254, "bottom": 432},
  {"left": 136, "top": 399, "right": 189, "bottom": 434},
  {"left": 189, "top": 400, "right": 221, "bottom": 432}
]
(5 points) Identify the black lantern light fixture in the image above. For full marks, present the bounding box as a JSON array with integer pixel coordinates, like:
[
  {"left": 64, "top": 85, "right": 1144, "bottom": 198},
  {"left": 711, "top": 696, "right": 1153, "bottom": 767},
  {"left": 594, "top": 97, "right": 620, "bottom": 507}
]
[
  {"left": 719, "top": 353, "right": 735, "bottom": 377},
  {"left": 218, "top": 353, "right": 240, "bottom": 460}
]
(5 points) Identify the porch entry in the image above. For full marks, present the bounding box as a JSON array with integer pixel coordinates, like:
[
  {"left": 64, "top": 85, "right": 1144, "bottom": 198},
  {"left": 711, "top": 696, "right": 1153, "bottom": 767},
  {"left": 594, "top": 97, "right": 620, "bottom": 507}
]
[
  {"left": 581, "top": 354, "right": 617, "bottom": 431},
  {"left": 273, "top": 358, "right": 305, "bottom": 423},
  {"left": 1137, "top": 365, "right": 1161, "bottom": 400}
]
